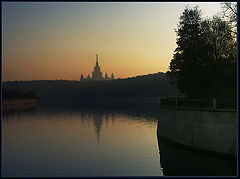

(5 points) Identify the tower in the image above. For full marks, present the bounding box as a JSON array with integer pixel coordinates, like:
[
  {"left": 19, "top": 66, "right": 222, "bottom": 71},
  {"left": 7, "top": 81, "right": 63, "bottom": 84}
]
[
  {"left": 105, "top": 72, "right": 108, "bottom": 79},
  {"left": 111, "top": 73, "right": 114, "bottom": 80},
  {"left": 92, "top": 54, "right": 103, "bottom": 80},
  {"left": 80, "top": 74, "right": 84, "bottom": 81}
]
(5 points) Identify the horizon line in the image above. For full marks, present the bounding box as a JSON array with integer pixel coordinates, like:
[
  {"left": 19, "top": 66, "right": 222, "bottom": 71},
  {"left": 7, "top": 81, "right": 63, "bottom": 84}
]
[{"left": 2, "top": 71, "right": 166, "bottom": 83}]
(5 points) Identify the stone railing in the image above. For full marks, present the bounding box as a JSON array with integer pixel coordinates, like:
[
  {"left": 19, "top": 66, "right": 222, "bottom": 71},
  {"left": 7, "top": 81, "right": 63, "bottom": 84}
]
[{"left": 160, "top": 97, "right": 236, "bottom": 110}]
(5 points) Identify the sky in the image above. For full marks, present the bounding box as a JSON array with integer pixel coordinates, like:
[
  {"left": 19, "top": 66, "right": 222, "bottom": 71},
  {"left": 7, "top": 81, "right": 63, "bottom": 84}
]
[{"left": 2, "top": 2, "right": 223, "bottom": 81}]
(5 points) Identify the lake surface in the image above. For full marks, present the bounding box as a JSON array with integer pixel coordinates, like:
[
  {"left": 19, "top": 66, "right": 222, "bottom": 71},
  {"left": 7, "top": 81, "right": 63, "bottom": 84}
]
[{"left": 1, "top": 98, "right": 236, "bottom": 177}]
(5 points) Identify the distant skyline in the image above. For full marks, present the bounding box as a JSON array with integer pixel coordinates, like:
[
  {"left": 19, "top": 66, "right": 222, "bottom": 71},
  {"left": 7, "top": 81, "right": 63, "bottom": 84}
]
[{"left": 2, "top": 2, "right": 223, "bottom": 81}]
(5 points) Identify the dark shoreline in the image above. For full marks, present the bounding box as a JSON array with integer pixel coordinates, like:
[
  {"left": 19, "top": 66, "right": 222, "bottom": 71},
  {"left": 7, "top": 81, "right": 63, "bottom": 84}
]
[{"left": 2, "top": 99, "right": 38, "bottom": 111}]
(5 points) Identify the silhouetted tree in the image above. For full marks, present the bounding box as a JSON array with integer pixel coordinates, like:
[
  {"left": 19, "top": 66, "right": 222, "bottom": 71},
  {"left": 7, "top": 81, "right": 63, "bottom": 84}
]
[
  {"left": 168, "top": 6, "right": 205, "bottom": 97},
  {"left": 200, "top": 16, "right": 237, "bottom": 98},
  {"left": 221, "top": 2, "right": 237, "bottom": 36},
  {"left": 168, "top": 6, "right": 237, "bottom": 98}
]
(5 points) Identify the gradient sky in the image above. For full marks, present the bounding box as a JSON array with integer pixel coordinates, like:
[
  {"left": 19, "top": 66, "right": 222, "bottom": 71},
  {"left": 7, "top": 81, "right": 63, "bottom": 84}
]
[{"left": 2, "top": 2, "right": 223, "bottom": 81}]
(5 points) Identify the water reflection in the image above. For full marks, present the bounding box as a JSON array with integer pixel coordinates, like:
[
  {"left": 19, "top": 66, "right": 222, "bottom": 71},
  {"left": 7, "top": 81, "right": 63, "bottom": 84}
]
[
  {"left": 2, "top": 98, "right": 236, "bottom": 176},
  {"left": 2, "top": 99, "right": 161, "bottom": 177},
  {"left": 92, "top": 112, "right": 103, "bottom": 144},
  {"left": 157, "top": 119, "right": 237, "bottom": 176}
]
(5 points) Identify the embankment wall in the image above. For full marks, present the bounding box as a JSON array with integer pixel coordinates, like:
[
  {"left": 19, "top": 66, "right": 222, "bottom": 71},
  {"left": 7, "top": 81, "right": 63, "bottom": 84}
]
[{"left": 157, "top": 108, "right": 237, "bottom": 157}]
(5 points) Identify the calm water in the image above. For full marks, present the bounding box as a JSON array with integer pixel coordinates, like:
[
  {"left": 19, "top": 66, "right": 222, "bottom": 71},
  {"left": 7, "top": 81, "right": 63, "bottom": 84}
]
[{"left": 2, "top": 98, "right": 236, "bottom": 176}]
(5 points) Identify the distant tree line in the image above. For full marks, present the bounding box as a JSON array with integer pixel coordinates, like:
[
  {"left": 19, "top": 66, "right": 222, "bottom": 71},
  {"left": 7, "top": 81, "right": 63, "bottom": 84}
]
[
  {"left": 2, "top": 72, "right": 182, "bottom": 99},
  {"left": 2, "top": 88, "right": 37, "bottom": 99},
  {"left": 54, "top": 73, "right": 181, "bottom": 98},
  {"left": 167, "top": 5, "right": 237, "bottom": 98}
]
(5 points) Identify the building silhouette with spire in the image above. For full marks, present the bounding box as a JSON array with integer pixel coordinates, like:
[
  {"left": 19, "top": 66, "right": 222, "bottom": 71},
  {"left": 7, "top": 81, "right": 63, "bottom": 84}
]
[
  {"left": 92, "top": 54, "right": 103, "bottom": 80},
  {"left": 80, "top": 54, "right": 114, "bottom": 81}
]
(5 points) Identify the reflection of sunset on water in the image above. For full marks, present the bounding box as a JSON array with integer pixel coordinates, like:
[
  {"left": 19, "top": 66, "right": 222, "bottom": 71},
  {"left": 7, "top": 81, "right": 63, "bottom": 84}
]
[{"left": 2, "top": 105, "right": 161, "bottom": 176}]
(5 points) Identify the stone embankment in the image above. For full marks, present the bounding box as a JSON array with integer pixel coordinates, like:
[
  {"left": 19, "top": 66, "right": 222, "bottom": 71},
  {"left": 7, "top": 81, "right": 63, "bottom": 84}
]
[{"left": 157, "top": 108, "right": 237, "bottom": 157}]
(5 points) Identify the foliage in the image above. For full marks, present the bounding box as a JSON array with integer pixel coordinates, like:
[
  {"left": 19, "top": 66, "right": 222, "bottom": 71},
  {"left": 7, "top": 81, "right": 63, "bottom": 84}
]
[
  {"left": 168, "top": 6, "right": 237, "bottom": 98},
  {"left": 221, "top": 2, "right": 237, "bottom": 36}
]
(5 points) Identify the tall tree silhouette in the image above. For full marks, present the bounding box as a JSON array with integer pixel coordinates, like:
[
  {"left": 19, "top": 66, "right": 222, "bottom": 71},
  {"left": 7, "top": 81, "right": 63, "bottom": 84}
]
[
  {"left": 221, "top": 2, "right": 237, "bottom": 36},
  {"left": 168, "top": 6, "right": 237, "bottom": 98}
]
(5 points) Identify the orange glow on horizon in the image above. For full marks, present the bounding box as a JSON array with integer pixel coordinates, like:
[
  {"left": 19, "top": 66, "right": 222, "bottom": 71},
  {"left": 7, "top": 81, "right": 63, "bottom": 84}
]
[{"left": 2, "top": 2, "right": 222, "bottom": 81}]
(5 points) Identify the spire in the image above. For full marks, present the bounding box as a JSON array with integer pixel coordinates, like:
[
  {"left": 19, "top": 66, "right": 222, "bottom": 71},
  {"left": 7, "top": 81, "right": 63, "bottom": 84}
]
[{"left": 96, "top": 54, "right": 99, "bottom": 66}]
